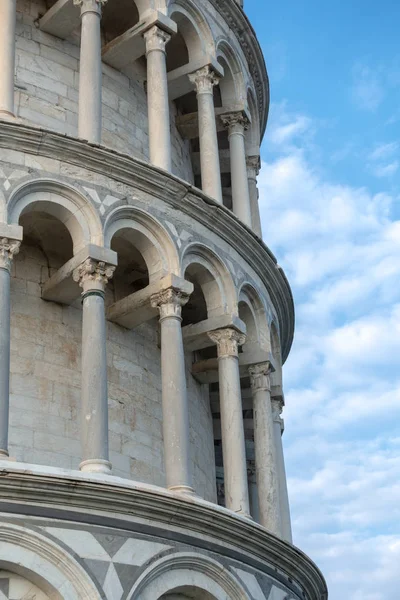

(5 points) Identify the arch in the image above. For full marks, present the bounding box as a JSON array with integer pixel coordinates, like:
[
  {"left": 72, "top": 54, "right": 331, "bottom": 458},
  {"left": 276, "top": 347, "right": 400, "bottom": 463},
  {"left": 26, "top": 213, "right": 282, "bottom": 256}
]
[
  {"left": 7, "top": 179, "right": 103, "bottom": 253},
  {"left": 128, "top": 552, "right": 249, "bottom": 600},
  {"left": 168, "top": 0, "right": 215, "bottom": 66},
  {"left": 181, "top": 243, "right": 237, "bottom": 317},
  {"left": 245, "top": 87, "right": 261, "bottom": 155},
  {"left": 0, "top": 523, "right": 101, "bottom": 600},
  {"left": 104, "top": 206, "right": 179, "bottom": 282},
  {"left": 238, "top": 283, "right": 270, "bottom": 350},
  {"left": 216, "top": 40, "right": 246, "bottom": 108}
]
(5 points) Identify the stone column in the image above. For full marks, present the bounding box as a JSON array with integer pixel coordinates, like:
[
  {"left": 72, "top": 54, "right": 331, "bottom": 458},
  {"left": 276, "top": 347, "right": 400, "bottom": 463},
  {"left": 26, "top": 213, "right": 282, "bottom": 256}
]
[
  {"left": 74, "top": 0, "right": 106, "bottom": 144},
  {"left": 246, "top": 155, "right": 262, "bottom": 237},
  {"left": 73, "top": 258, "right": 115, "bottom": 474},
  {"left": 272, "top": 396, "right": 293, "bottom": 543},
  {"left": 247, "top": 461, "right": 260, "bottom": 523},
  {"left": 151, "top": 288, "right": 194, "bottom": 494},
  {"left": 0, "top": 0, "right": 16, "bottom": 118},
  {"left": 189, "top": 66, "right": 223, "bottom": 204},
  {"left": 0, "top": 238, "right": 20, "bottom": 457},
  {"left": 208, "top": 328, "right": 250, "bottom": 516},
  {"left": 144, "top": 26, "right": 172, "bottom": 172},
  {"left": 221, "top": 112, "right": 252, "bottom": 227},
  {"left": 249, "top": 362, "right": 282, "bottom": 536}
]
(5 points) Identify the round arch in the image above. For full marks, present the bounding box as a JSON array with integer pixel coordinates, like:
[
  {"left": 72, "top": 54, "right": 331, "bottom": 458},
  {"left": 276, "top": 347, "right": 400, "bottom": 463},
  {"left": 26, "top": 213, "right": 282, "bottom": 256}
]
[
  {"left": 216, "top": 40, "right": 246, "bottom": 108},
  {"left": 7, "top": 179, "right": 103, "bottom": 253},
  {"left": 238, "top": 283, "right": 270, "bottom": 350},
  {"left": 168, "top": 0, "right": 215, "bottom": 64},
  {"left": 128, "top": 552, "right": 249, "bottom": 600},
  {"left": 104, "top": 206, "right": 180, "bottom": 282},
  {"left": 181, "top": 243, "right": 237, "bottom": 317},
  {"left": 0, "top": 523, "right": 101, "bottom": 600}
]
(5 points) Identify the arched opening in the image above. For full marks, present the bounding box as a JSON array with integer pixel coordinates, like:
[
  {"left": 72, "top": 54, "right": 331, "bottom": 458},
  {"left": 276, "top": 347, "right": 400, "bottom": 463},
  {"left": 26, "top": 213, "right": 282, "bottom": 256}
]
[
  {"left": 102, "top": 0, "right": 141, "bottom": 44},
  {"left": 271, "top": 321, "right": 283, "bottom": 395},
  {"left": 6, "top": 182, "right": 100, "bottom": 469},
  {"left": 216, "top": 43, "right": 246, "bottom": 211},
  {"left": 0, "top": 568, "right": 56, "bottom": 600},
  {"left": 167, "top": 3, "right": 216, "bottom": 185},
  {"left": 245, "top": 88, "right": 260, "bottom": 157}
]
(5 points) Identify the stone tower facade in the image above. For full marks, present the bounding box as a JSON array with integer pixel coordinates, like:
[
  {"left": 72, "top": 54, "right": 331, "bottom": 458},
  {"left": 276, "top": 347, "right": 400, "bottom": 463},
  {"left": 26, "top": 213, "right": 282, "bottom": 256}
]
[{"left": 0, "top": 0, "right": 327, "bottom": 598}]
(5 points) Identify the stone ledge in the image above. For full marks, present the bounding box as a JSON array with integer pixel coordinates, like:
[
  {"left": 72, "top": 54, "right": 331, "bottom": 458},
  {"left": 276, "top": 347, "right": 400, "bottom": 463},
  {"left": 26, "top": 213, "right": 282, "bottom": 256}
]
[
  {"left": 0, "top": 461, "right": 327, "bottom": 600},
  {"left": 0, "top": 120, "right": 294, "bottom": 362}
]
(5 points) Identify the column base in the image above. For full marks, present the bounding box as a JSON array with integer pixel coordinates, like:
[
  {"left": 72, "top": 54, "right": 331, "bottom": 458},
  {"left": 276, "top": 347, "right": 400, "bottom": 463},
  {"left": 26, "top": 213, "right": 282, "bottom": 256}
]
[
  {"left": 79, "top": 459, "right": 112, "bottom": 474},
  {"left": 0, "top": 110, "right": 16, "bottom": 120},
  {"left": 167, "top": 484, "right": 196, "bottom": 496},
  {"left": 0, "top": 451, "right": 16, "bottom": 462},
  {"left": 234, "top": 510, "right": 253, "bottom": 520}
]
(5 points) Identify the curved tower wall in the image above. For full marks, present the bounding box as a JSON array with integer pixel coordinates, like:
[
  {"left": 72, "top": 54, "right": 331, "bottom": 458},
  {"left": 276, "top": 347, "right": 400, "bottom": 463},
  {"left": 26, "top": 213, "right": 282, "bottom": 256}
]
[{"left": 0, "top": 0, "right": 328, "bottom": 599}]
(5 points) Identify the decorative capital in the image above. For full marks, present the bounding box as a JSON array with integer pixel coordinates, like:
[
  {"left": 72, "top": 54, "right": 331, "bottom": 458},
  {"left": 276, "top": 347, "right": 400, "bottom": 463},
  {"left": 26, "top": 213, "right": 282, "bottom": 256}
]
[
  {"left": 144, "top": 26, "right": 171, "bottom": 54},
  {"left": 220, "top": 111, "right": 250, "bottom": 135},
  {"left": 151, "top": 287, "right": 190, "bottom": 320},
  {"left": 73, "top": 0, "right": 106, "bottom": 15},
  {"left": 208, "top": 328, "right": 246, "bottom": 358},
  {"left": 246, "top": 155, "right": 261, "bottom": 179},
  {"left": 271, "top": 396, "right": 284, "bottom": 428},
  {"left": 0, "top": 238, "right": 21, "bottom": 271},
  {"left": 73, "top": 258, "right": 115, "bottom": 294},
  {"left": 249, "top": 361, "right": 273, "bottom": 393},
  {"left": 189, "top": 66, "right": 220, "bottom": 95}
]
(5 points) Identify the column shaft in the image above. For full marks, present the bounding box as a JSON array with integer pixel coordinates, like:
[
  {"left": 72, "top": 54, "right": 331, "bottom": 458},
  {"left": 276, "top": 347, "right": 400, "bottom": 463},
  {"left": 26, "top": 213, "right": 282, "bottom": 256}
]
[
  {"left": 144, "top": 26, "right": 172, "bottom": 172},
  {"left": 0, "top": 239, "right": 20, "bottom": 457},
  {"left": 250, "top": 363, "right": 282, "bottom": 535},
  {"left": 151, "top": 288, "right": 193, "bottom": 494},
  {"left": 222, "top": 113, "right": 252, "bottom": 227},
  {"left": 74, "top": 258, "right": 115, "bottom": 473},
  {"left": 209, "top": 328, "right": 250, "bottom": 516},
  {"left": 247, "top": 156, "right": 262, "bottom": 237},
  {"left": 76, "top": 0, "right": 104, "bottom": 144},
  {"left": 189, "top": 67, "right": 223, "bottom": 204},
  {"left": 0, "top": 0, "right": 16, "bottom": 117},
  {"left": 272, "top": 397, "right": 293, "bottom": 543}
]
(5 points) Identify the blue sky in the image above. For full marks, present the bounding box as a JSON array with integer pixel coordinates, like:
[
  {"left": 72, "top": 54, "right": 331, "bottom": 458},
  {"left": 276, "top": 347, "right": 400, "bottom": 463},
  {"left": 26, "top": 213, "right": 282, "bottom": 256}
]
[{"left": 246, "top": 2, "right": 400, "bottom": 598}]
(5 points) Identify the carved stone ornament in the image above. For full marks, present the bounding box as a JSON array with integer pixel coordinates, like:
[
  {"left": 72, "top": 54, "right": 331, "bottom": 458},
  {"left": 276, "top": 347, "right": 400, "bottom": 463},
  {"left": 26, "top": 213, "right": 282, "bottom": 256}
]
[
  {"left": 246, "top": 155, "right": 261, "bottom": 179},
  {"left": 0, "top": 238, "right": 21, "bottom": 271},
  {"left": 249, "top": 362, "right": 273, "bottom": 393},
  {"left": 220, "top": 112, "right": 250, "bottom": 134},
  {"left": 151, "top": 287, "right": 190, "bottom": 320},
  {"left": 73, "top": 0, "right": 106, "bottom": 14},
  {"left": 73, "top": 258, "right": 115, "bottom": 293},
  {"left": 144, "top": 26, "right": 171, "bottom": 54},
  {"left": 189, "top": 66, "right": 220, "bottom": 95},
  {"left": 271, "top": 397, "right": 284, "bottom": 427},
  {"left": 208, "top": 328, "right": 246, "bottom": 358}
]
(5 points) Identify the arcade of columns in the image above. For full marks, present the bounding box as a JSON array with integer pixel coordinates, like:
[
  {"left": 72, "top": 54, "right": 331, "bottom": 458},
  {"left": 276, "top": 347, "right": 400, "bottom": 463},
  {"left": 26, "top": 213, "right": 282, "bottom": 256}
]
[{"left": 0, "top": 0, "right": 292, "bottom": 543}]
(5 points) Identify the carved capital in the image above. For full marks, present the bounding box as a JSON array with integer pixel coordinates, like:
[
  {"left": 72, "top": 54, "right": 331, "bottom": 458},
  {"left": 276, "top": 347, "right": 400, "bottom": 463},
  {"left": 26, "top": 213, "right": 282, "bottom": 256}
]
[
  {"left": 249, "top": 361, "right": 273, "bottom": 393},
  {"left": 271, "top": 396, "right": 284, "bottom": 429},
  {"left": 189, "top": 66, "right": 220, "bottom": 95},
  {"left": 73, "top": 258, "right": 115, "bottom": 294},
  {"left": 246, "top": 155, "right": 261, "bottom": 179},
  {"left": 151, "top": 287, "right": 190, "bottom": 320},
  {"left": 208, "top": 328, "right": 246, "bottom": 358},
  {"left": 73, "top": 0, "right": 106, "bottom": 15},
  {"left": 0, "top": 238, "right": 21, "bottom": 271},
  {"left": 220, "top": 111, "right": 250, "bottom": 135},
  {"left": 144, "top": 26, "right": 171, "bottom": 54}
]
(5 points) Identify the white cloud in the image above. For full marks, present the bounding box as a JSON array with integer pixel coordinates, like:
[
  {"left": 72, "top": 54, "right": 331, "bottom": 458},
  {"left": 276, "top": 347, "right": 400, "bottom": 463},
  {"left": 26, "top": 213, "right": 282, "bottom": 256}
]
[
  {"left": 259, "top": 105, "right": 400, "bottom": 600},
  {"left": 351, "top": 64, "right": 385, "bottom": 111},
  {"left": 371, "top": 160, "right": 399, "bottom": 177}
]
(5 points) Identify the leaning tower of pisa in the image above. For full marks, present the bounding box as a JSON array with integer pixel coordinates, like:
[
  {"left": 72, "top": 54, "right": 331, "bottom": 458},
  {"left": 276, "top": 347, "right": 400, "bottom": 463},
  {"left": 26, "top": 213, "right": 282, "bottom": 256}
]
[{"left": 0, "top": 0, "right": 327, "bottom": 598}]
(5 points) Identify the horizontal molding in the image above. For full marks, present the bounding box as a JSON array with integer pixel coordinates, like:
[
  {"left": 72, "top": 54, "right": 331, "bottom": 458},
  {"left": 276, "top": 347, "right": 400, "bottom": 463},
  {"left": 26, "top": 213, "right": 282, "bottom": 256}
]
[
  {"left": 0, "top": 464, "right": 327, "bottom": 599},
  {"left": 0, "top": 120, "right": 294, "bottom": 361}
]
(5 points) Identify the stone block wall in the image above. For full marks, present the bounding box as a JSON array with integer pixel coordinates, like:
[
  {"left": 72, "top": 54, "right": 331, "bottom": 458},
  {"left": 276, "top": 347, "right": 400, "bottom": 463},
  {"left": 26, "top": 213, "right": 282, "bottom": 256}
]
[{"left": 14, "top": 0, "right": 194, "bottom": 184}]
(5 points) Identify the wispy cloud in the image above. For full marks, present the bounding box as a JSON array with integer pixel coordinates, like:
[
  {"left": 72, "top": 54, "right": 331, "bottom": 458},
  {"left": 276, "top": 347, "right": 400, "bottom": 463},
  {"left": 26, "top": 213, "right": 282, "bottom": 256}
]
[
  {"left": 351, "top": 64, "right": 385, "bottom": 111},
  {"left": 259, "top": 104, "right": 400, "bottom": 600},
  {"left": 367, "top": 142, "right": 399, "bottom": 177}
]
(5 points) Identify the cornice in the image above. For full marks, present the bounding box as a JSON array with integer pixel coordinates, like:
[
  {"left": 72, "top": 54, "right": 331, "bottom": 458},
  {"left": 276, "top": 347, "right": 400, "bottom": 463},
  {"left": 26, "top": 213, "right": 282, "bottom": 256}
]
[
  {"left": 209, "top": 0, "right": 270, "bottom": 138},
  {"left": 0, "top": 465, "right": 328, "bottom": 600},
  {"left": 0, "top": 121, "right": 293, "bottom": 361}
]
